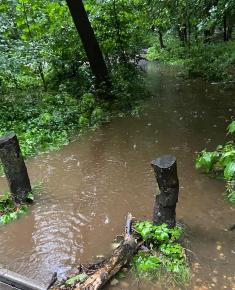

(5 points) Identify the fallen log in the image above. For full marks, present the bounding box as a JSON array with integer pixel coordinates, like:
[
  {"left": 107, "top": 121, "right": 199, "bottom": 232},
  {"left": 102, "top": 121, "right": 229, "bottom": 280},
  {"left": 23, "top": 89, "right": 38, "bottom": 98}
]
[
  {"left": 53, "top": 213, "right": 140, "bottom": 290},
  {"left": 76, "top": 213, "right": 140, "bottom": 290}
]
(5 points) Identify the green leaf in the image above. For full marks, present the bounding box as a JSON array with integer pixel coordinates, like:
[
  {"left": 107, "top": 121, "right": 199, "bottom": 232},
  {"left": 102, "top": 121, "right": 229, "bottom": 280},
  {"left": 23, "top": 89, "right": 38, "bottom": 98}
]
[
  {"left": 195, "top": 150, "right": 218, "bottom": 172},
  {"left": 227, "top": 121, "right": 235, "bottom": 134},
  {"left": 26, "top": 192, "right": 34, "bottom": 202},
  {"left": 65, "top": 273, "right": 88, "bottom": 285},
  {"left": 224, "top": 162, "right": 235, "bottom": 180}
]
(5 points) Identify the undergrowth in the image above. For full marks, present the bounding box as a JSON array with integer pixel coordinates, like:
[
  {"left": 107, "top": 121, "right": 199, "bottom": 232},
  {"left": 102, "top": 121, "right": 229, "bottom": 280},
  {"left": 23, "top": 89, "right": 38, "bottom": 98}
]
[
  {"left": 0, "top": 91, "right": 107, "bottom": 159},
  {"left": 132, "top": 221, "right": 190, "bottom": 287},
  {"left": 0, "top": 183, "right": 42, "bottom": 225},
  {"left": 0, "top": 64, "right": 146, "bottom": 176},
  {"left": 195, "top": 121, "right": 235, "bottom": 203},
  {"left": 0, "top": 191, "right": 32, "bottom": 225},
  {"left": 147, "top": 36, "right": 235, "bottom": 81}
]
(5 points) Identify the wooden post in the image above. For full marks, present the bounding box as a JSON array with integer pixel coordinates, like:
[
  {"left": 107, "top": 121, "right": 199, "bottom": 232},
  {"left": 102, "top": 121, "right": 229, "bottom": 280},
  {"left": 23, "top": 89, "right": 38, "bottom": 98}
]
[
  {"left": 0, "top": 133, "right": 32, "bottom": 203},
  {"left": 151, "top": 155, "right": 179, "bottom": 228}
]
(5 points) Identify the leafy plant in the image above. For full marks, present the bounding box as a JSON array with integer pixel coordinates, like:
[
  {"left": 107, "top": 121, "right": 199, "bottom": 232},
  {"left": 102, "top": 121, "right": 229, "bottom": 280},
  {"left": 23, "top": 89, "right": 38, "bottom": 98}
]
[
  {"left": 133, "top": 252, "right": 161, "bottom": 273},
  {"left": 132, "top": 221, "right": 189, "bottom": 286},
  {"left": 65, "top": 273, "right": 88, "bottom": 286},
  {"left": 135, "top": 221, "right": 183, "bottom": 244},
  {"left": 0, "top": 192, "right": 29, "bottom": 225},
  {"left": 195, "top": 121, "right": 235, "bottom": 203},
  {"left": 0, "top": 186, "right": 39, "bottom": 225}
]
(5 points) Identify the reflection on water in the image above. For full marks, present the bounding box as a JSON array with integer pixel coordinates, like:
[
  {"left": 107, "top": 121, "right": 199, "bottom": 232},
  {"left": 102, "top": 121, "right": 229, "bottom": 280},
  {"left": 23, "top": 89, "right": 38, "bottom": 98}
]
[{"left": 0, "top": 63, "right": 234, "bottom": 289}]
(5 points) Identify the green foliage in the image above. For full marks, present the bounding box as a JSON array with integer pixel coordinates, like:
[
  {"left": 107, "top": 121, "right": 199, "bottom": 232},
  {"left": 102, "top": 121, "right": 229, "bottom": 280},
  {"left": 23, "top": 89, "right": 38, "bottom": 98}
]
[
  {"left": 135, "top": 221, "right": 183, "bottom": 244},
  {"left": 0, "top": 184, "right": 41, "bottom": 225},
  {"left": 195, "top": 121, "right": 235, "bottom": 203},
  {"left": 144, "top": 0, "right": 235, "bottom": 82},
  {"left": 0, "top": 91, "right": 109, "bottom": 163},
  {"left": 133, "top": 221, "right": 189, "bottom": 286},
  {"left": 0, "top": 192, "right": 30, "bottom": 225},
  {"left": 195, "top": 150, "right": 219, "bottom": 172},
  {"left": 147, "top": 39, "right": 235, "bottom": 81},
  {"left": 65, "top": 273, "right": 88, "bottom": 286},
  {"left": 111, "top": 63, "right": 148, "bottom": 110},
  {"left": 228, "top": 121, "right": 235, "bottom": 135},
  {"left": 147, "top": 36, "right": 185, "bottom": 65},
  {"left": 0, "top": 0, "right": 149, "bottom": 165},
  {"left": 185, "top": 42, "right": 235, "bottom": 81},
  {"left": 86, "top": 0, "right": 149, "bottom": 62},
  {"left": 133, "top": 252, "right": 161, "bottom": 273}
]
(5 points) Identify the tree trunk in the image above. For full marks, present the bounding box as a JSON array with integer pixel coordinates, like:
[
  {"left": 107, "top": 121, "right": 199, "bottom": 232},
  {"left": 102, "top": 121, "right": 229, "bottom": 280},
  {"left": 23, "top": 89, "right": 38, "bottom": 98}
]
[
  {"left": 151, "top": 155, "right": 179, "bottom": 228},
  {"left": 227, "top": 15, "right": 233, "bottom": 40},
  {"left": 66, "top": 0, "right": 111, "bottom": 96},
  {"left": 178, "top": 24, "right": 187, "bottom": 44},
  {"left": 224, "top": 14, "right": 229, "bottom": 41},
  {"left": 158, "top": 29, "right": 166, "bottom": 49},
  {"left": 227, "top": 25, "right": 233, "bottom": 40},
  {"left": 38, "top": 62, "right": 47, "bottom": 92},
  {"left": 0, "top": 133, "right": 32, "bottom": 203}
]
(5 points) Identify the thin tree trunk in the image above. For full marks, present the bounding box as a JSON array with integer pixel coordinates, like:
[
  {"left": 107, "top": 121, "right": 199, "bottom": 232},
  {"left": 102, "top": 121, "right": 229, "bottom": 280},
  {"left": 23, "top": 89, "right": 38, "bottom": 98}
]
[
  {"left": 158, "top": 29, "right": 166, "bottom": 49},
  {"left": 38, "top": 62, "right": 47, "bottom": 91},
  {"left": 224, "top": 14, "right": 228, "bottom": 41},
  {"left": 66, "top": 0, "right": 111, "bottom": 96},
  {"left": 227, "top": 15, "right": 233, "bottom": 40}
]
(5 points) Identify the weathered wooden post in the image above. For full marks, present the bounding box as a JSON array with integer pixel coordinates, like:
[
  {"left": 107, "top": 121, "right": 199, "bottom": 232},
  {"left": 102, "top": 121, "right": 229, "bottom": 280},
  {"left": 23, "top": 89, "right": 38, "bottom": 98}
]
[
  {"left": 0, "top": 133, "right": 32, "bottom": 203},
  {"left": 151, "top": 155, "right": 179, "bottom": 228}
]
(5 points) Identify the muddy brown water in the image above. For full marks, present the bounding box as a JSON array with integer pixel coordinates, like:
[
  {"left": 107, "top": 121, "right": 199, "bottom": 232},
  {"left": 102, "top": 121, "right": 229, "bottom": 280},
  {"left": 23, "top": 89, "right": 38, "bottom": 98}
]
[{"left": 0, "top": 63, "right": 235, "bottom": 290}]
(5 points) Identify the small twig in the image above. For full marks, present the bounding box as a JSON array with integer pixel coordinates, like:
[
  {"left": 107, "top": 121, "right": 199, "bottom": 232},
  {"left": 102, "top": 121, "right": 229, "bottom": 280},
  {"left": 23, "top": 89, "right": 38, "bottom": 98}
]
[{"left": 125, "top": 213, "right": 133, "bottom": 238}]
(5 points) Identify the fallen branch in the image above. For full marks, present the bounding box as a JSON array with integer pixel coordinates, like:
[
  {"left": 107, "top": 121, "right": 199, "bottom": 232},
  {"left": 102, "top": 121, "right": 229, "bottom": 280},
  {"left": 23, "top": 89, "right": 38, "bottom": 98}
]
[
  {"left": 75, "top": 213, "right": 139, "bottom": 290},
  {"left": 52, "top": 213, "right": 140, "bottom": 290}
]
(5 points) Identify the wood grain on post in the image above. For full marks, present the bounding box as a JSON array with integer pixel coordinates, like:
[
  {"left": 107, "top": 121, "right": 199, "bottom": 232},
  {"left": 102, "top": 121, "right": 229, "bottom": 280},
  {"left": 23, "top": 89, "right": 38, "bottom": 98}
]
[
  {"left": 0, "top": 133, "right": 32, "bottom": 203},
  {"left": 151, "top": 155, "right": 179, "bottom": 228}
]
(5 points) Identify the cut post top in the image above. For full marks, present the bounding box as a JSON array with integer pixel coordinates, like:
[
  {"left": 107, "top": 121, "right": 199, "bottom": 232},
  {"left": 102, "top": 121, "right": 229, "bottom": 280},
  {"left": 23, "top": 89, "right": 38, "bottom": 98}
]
[
  {"left": 151, "top": 155, "right": 176, "bottom": 169},
  {"left": 0, "top": 133, "right": 16, "bottom": 146}
]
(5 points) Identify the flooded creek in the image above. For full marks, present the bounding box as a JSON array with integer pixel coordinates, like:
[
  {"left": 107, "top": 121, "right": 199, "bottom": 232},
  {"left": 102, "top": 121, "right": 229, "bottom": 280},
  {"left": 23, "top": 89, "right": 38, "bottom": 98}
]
[{"left": 0, "top": 63, "right": 234, "bottom": 289}]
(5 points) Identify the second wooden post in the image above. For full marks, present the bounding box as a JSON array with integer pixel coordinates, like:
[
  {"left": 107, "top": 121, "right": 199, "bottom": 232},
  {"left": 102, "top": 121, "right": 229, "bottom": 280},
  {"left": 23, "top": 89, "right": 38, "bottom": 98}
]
[{"left": 151, "top": 155, "right": 179, "bottom": 228}]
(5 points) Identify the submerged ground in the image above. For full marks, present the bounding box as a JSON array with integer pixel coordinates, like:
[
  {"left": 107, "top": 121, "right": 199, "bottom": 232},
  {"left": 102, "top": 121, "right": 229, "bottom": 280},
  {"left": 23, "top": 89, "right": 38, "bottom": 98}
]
[{"left": 0, "top": 63, "right": 234, "bottom": 289}]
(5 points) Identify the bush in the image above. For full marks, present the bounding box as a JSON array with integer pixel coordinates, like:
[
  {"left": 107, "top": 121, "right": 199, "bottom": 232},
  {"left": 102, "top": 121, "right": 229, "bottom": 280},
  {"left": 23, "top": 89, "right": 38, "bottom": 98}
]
[
  {"left": 185, "top": 41, "right": 235, "bottom": 81},
  {"left": 132, "top": 221, "right": 190, "bottom": 286},
  {"left": 147, "top": 36, "right": 235, "bottom": 81},
  {"left": 195, "top": 121, "right": 235, "bottom": 203},
  {"left": 0, "top": 91, "right": 107, "bottom": 160}
]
